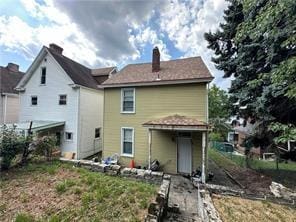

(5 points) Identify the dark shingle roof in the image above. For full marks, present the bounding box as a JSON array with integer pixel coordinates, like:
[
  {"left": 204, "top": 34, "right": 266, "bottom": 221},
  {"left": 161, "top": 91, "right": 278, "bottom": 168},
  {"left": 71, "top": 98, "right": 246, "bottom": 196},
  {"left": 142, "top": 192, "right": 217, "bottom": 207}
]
[
  {"left": 102, "top": 57, "right": 213, "bottom": 87},
  {"left": 0, "top": 66, "right": 24, "bottom": 94},
  {"left": 47, "top": 47, "right": 99, "bottom": 89},
  {"left": 91, "top": 67, "right": 116, "bottom": 76}
]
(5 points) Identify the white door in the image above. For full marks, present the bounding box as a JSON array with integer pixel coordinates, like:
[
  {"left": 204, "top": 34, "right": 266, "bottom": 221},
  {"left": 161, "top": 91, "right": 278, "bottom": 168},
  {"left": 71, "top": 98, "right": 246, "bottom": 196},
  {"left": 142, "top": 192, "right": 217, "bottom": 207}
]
[{"left": 178, "top": 137, "right": 192, "bottom": 174}]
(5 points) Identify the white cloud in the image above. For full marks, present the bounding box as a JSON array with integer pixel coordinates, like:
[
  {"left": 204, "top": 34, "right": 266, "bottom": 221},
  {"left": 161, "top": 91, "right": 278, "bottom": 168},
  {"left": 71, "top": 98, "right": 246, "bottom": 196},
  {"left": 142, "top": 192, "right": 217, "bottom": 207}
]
[
  {"left": 129, "top": 27, "right": 171, "bottom": 61},
  {"left": 0, "top": 0, "right": 116, "bottom": 68},
  {"left": 160, "top": 0, "right": 230, "bottom": 89}
]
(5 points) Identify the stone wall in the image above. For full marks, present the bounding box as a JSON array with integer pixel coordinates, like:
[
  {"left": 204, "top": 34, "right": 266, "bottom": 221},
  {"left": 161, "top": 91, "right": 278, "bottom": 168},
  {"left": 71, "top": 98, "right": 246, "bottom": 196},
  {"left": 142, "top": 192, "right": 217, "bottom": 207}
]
[{"left": 145, "top": 175, "right": 171, "bottom": 222}]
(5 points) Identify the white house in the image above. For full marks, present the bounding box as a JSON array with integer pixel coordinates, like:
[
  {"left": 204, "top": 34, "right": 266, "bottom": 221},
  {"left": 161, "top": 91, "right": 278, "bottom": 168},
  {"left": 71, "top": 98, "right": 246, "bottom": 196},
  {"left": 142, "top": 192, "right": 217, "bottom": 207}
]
[
  {"left": 15, "top": 43, "right": 116, "bottom": 159},
  {"left": 0, "top": 63, "right": 24, "bottom": 124}
]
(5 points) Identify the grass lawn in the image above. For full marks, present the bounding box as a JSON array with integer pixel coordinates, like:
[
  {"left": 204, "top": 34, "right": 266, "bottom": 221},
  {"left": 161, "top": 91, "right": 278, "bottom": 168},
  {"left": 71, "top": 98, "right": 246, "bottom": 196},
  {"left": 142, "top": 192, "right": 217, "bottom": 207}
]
[
  {"left": 212, "top": 194, "right": 296, "bottom": 222},
  {"left": 209, "top": 148, "right": 296, "bottom": 189},
  {"left": 0, "top": 161, "right": 157, "bottom": 222}
]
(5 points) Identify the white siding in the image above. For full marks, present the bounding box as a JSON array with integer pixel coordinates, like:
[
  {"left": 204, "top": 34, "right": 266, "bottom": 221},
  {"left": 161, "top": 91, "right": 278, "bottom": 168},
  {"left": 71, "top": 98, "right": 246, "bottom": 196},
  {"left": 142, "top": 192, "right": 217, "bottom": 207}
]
[
  {"left": 19, "top": 53, "right": 79, "bottom": 155},
  {"left": 78, "top": 87, "right": 103, "bottom": 159}
]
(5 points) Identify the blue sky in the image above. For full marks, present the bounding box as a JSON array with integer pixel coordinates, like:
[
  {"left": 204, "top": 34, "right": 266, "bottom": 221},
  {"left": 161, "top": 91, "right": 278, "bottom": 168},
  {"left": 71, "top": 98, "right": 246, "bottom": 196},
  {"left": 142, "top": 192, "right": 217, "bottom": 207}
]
[{"left": 0, "top": 0, "right": 231, "bottom": 89}]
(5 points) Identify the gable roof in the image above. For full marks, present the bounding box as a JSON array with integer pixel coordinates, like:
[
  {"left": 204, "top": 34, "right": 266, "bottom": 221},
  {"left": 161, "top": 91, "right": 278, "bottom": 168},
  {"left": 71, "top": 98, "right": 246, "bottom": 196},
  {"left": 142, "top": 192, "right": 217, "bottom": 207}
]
[
  {"left": 91, "top": 67, "right": 116, "bottom": 76},
  {"left": 47, "top": 47, "right": 99, "bottom": 89},
  {"left": 102, "top": 57, "right": 213, "bottom": 87},
  {"left": 0, "top": 66, "right": 24, "bottom": 94},
  {"left": 17, "top": 46, "right": 114, "bottom": 90}
]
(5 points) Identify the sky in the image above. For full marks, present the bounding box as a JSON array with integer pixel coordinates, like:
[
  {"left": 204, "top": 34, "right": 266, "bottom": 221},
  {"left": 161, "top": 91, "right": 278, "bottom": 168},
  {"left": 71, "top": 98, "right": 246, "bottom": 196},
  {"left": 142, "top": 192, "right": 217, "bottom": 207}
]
[{"left": 0, "top": 0, "right": 231, "bottom": 89}]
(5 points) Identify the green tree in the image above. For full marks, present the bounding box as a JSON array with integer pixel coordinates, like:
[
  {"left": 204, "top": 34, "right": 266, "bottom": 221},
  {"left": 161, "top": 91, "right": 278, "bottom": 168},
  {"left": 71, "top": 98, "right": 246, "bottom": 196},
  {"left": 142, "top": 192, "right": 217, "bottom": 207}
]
[
  {"left": 208, "top": 84, "right": 231, "bottom": 141},
  {"left": 205, "top": 0, "right": 296, "bottom": 146}
]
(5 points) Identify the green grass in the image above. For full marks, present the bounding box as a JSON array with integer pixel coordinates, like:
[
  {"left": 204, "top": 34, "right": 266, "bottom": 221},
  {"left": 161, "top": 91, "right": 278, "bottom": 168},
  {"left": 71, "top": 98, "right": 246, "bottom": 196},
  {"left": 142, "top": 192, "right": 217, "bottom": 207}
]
[
  {"left": 209, "top": 148, "right": 296, "bottom": 189},
  {"left": 1, "top": 161, "right": 157, "bottom": 222}
]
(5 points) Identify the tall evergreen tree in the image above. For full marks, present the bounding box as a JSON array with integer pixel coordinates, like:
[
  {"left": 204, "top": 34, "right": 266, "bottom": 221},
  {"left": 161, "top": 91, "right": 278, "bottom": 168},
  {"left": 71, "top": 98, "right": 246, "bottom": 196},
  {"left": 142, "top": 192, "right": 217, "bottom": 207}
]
[{"left": 205, "top": 0, "right": 296, "bottom": 147}]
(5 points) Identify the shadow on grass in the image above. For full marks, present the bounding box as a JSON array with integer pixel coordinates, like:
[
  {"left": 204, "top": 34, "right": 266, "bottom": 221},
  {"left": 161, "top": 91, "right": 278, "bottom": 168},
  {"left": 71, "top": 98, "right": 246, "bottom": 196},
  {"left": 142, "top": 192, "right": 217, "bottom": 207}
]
[{"left": 256, "top": 168, "right": 296, "bottom": 190}]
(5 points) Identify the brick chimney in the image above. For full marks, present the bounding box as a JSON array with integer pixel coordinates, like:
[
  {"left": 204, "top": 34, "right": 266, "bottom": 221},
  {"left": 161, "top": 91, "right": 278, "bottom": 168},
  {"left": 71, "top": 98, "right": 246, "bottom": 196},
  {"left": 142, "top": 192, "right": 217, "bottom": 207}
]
[
  {"left": 152, "top": 46, "right": 160, "bottom": 72},
  {"left": 7, "top": 63, "right": 19, "bottom": 72},
  {"left": 49, "top": 43, "right": 63, "bottom": 55}
]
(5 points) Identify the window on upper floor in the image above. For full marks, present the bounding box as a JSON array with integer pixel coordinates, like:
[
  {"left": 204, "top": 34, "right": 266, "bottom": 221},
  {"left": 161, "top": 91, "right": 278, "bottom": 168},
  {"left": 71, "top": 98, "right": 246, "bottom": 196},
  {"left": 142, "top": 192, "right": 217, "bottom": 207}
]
[
  {"left": 41, "top": 67, "right": 46, "bottom": 85},
  {"left": 31, "top": 96, "right": 38, "bottom": 106},
  {"left": 121, "top": 88, "right": 135, "bottom": 113},
  {"left": 59, "top": 95, "right": 67, "bottom": 105},
  {"left": 121, "top": 127, "right": 134, "bottom": 157},
  {"left": 95, "top": 128, "right": 101, "bottom": 138}
]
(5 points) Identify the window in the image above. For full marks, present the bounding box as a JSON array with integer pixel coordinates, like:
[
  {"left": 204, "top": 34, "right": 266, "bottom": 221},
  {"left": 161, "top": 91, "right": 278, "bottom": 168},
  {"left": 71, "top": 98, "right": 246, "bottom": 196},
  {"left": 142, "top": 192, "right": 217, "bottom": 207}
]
[
  {"left": 121, "top": 88, "right": 135, "bottom": 113},
  {"left": 65, "top": 132, "right": 73, "bottom": 141},
  {"left": 95, "top": 128, "right": 101, "bottom": 138},
  {"left": 59, "top": 95, "right": 67, "bottom": 105},
  {"left": 41, "top": 67, "right": 46, "bottom": 84},
  {"left": 31, "top": 96, "right": 38, "bottom": 105},
  {"left": 121, "top": 127, "right": 134, "bottom": 156}
]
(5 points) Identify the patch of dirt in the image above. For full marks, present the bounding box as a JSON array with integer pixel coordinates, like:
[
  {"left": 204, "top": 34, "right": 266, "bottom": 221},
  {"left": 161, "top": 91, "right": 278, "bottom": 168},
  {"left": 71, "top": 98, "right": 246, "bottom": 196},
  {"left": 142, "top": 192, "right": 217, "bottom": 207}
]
[
  {"left": 212, "top": 194, "right": 296, "bottom": 222},
  {"left": 0, "top": 168, "right": 81, "bottom": 221}
]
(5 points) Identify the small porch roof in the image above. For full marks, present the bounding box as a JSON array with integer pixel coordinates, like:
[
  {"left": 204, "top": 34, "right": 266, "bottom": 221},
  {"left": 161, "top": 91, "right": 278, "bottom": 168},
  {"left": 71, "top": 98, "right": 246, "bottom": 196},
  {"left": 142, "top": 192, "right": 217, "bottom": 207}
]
[
  {"left": 3, "top": 120, "right": 65, "bottom": 132},
  {"left": 143, "top": 115, "right": 210, "bottom": 131}
]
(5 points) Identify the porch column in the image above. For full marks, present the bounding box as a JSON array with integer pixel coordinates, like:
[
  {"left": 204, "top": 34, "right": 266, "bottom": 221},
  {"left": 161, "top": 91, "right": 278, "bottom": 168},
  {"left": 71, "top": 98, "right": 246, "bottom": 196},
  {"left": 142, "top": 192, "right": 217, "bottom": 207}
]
[
  {"left": 148, "top": 129, "right": 152, "bottom": 170},
  {"left": 202, "top": 131, "right": 206, "bottom": 183}
]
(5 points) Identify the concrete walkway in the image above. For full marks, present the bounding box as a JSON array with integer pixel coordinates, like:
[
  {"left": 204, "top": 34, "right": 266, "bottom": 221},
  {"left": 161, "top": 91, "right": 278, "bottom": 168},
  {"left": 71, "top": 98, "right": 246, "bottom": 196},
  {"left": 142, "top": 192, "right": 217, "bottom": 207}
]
[{"left": 164, "top": 175, "right": 201, "bottom": 222}]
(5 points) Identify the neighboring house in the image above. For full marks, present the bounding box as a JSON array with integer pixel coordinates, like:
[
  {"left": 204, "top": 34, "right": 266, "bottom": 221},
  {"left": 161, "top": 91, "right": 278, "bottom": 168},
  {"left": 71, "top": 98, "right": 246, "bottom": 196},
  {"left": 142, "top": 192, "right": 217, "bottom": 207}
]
[
  {"left": 102, "top": 47, "right": 213, "bottom": 181},
  {"left": 0, "top": 63, "right": 24, "bottom": 124},
  {"left": 15, "top": 43, "right": 115, "bottom": 159}
]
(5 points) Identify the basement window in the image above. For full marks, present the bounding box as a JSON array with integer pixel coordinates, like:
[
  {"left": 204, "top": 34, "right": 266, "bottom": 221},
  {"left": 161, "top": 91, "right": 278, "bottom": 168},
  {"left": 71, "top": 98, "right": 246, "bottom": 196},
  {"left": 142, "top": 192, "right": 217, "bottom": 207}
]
[
  {"left": 95, "top": 128, "right": 101, "bottom": 138},
  {"left": 65, "top": 132, "right": 73, "bottom": 141},
  {"left": 59, "top": 95, "right": 67, "bottom": 105}
]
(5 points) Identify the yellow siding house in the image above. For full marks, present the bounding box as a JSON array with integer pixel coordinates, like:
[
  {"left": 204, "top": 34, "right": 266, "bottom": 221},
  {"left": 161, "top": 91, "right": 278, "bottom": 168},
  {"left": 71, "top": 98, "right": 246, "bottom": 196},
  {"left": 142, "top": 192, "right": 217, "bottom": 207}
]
[{"left": 102, "top": 47, "right": 213, "bottom": 182}]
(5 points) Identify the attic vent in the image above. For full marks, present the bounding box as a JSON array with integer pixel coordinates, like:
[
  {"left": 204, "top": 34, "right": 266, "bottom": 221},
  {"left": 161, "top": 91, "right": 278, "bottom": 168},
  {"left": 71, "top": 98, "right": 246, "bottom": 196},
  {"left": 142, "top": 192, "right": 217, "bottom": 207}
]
[{"left": 49, "top": 43, "right": 63, "bottom": 55}]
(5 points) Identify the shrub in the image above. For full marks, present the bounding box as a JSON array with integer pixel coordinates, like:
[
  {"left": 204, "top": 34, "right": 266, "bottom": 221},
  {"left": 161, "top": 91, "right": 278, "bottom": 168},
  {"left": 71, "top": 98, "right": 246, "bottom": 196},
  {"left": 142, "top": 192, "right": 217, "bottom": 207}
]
[
  {"left": 0, "top": 125, "right": 29, "bottom": 170},
  {"left": 33, "top": 135, "right": 57, "bottom": 161}
]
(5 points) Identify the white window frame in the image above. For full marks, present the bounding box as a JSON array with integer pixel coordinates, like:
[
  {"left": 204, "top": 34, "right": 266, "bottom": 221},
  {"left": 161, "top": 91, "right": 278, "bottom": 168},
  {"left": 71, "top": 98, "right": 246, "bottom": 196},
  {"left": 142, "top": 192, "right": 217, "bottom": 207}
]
[
  {"left": 65, "top": 132, "right": 73, "bottom": 142},
  {"left": 121, "top": 88, "right": 135, "bottom": 114},
  {"left": 121, "top": 127, "right": 134, "bottom": 157},
  {"left": 40, "top": 67, "right": 46, "bottom": 85},
  {"left": 31, "top": 95, "right": 38, "bottom": 106},
  {"left": 59, "top": 94, "right": 67, "bottom": 105}
]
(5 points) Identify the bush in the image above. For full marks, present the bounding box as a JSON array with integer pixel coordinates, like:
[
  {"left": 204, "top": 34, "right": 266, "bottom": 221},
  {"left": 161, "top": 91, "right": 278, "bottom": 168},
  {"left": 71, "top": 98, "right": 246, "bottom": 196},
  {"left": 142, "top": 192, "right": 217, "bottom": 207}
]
[
  {"left": 33, "top": 135, "right": 57, "bottom": 161},
  {"left": 209, "top": 132, "right": 224, "bottom": 142},
  {"left": 0, "top": 125, "right": 28, "bottom": 170}
]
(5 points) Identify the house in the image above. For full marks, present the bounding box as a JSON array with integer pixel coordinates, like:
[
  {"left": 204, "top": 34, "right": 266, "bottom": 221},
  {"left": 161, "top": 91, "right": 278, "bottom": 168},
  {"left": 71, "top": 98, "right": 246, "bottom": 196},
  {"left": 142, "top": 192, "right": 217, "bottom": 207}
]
[
  {"left": 15, "top": 43, "right": 116, "bottom": 159},
  {"left": 102, "top": 47, "right": 213, "bottom": 181},
  {"left": 0, "top": 63, "right": 24, "bottom": 124}
]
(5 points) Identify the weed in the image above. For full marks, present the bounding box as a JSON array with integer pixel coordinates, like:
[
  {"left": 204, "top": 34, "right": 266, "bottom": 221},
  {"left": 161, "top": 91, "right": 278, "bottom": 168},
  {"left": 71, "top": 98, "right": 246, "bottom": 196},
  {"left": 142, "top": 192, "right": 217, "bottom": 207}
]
[
  {"left": 15, "top": 213, "right": 35, "bottom": 222},
  {"left": 55, "top": 181, "right": 67, "bottom": 194}
]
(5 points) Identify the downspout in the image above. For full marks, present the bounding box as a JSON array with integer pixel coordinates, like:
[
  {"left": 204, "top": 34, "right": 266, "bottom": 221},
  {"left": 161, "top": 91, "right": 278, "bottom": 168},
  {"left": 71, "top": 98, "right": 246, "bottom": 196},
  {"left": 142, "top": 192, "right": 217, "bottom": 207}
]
[
  {"left": 202, "top": 131, "right": 206, "bottom": 183},
  {"left": 148, "top": 128, "right": 152, "bottom": 170},
  {"left": 3, "top": 94, "right": 8, "bottom": 124}
]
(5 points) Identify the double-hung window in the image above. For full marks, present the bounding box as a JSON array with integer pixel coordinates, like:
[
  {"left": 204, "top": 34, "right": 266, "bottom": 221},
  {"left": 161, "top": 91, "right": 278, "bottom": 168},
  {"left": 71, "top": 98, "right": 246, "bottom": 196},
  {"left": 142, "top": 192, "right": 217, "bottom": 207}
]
[
  {"left": 41, "top": 67, "right": 46, "bottom": 85},
  {"left": 31, "top": 96, "right": 38, "bottom": 106},
  {"left": 59, "top": 95, "right": 67, "bottom": 105},
  {"left": 121, "top": 127, "right": 134, "bottom": 157},
  {"left": 121, "top": 88, "right": 135, "bottom": 113}
]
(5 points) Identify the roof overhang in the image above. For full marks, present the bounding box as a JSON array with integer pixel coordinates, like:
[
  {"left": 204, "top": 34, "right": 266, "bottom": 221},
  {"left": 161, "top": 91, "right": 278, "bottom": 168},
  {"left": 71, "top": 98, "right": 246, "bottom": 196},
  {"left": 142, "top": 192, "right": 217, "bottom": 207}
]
[
  {"left": 143, "top": 124, "right": 211, "bottom": 131},
  {"left": 3, "top": 120, "right": 65, "bottom": 132},
  {"left": 102, "top": 77, "right": 213, "bottom": 88}
]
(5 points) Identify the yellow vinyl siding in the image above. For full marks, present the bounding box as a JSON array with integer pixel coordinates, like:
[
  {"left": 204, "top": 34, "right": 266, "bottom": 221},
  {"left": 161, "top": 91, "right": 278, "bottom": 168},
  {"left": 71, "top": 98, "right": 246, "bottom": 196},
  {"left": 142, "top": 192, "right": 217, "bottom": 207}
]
[{"left": 103, "top": 83, "right": 207, "bottom": 173}]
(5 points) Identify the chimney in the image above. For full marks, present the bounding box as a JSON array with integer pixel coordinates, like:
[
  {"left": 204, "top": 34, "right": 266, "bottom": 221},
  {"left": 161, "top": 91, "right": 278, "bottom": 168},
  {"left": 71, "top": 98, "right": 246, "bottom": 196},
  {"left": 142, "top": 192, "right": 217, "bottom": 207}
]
[
  {"left": 7, "top": 63, "right": 19, "bottom": 72},
  {"left": 152, "top": 46, "right": 160, "bottom": 72},
  {"left": 49, "top": 43, "right": 63, "bottom": 55}
]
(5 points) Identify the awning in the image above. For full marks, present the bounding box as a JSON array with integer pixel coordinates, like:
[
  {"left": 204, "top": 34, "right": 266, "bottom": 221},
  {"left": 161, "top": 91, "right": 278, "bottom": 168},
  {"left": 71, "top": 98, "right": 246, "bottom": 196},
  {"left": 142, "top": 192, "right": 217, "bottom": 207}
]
[
  {"left": 3, "top": 120, "right": 65, "bottom": 132},
  {"left": 143, "top": 114, "right": 211, "bottom": 131}
]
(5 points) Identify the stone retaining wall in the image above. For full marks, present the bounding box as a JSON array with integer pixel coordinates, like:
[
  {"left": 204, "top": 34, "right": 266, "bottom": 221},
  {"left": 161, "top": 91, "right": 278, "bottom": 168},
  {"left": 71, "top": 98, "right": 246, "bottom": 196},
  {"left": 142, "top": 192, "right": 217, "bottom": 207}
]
[
  {"left": 60, "top": 158, "right": 164, "bottom": 184},
  {"left": 145, "top": 175, "right": 171, "bottom": 222}
]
